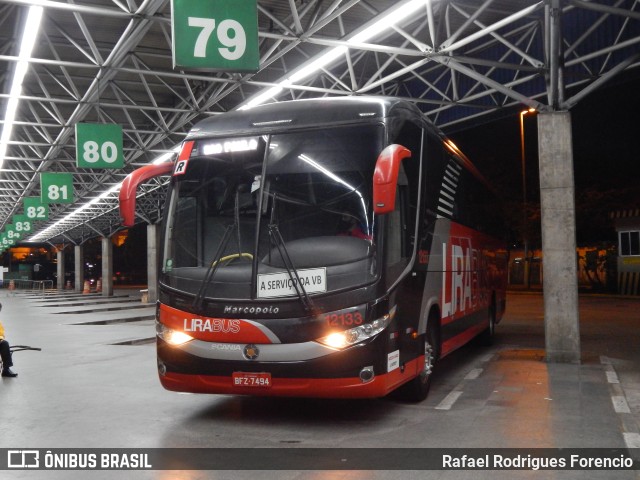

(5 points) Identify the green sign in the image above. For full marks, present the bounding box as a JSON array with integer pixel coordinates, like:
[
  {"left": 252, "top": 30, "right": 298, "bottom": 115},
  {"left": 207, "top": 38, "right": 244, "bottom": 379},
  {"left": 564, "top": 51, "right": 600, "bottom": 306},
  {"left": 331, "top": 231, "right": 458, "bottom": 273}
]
[
  {"left": 40, "top": 172, "right": 74, "bottom": 204},
  {"left": 4, "top": 224, "right": 20, "bottom": 242},
  {"left": 13, "top": 215, "right": 32, "bottom": 236},
  {"left": 24, "top": 197, "right": 49, "bottom": 221},
  {"left": 75, "top": 123, "right": 124, "bottom": 169},
  {"left": 1, "top": 235, "right": 14, "bottom": 247},
  {"left": 171, "top": 0, "right": 259, "bottom": 72}
]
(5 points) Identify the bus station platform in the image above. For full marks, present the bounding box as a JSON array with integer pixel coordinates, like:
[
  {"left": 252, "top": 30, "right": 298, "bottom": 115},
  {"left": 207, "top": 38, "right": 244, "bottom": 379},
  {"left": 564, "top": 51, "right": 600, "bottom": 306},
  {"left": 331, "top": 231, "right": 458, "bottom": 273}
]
[{"left": 0, "top": 289, "right": 639, "bottom": 479}]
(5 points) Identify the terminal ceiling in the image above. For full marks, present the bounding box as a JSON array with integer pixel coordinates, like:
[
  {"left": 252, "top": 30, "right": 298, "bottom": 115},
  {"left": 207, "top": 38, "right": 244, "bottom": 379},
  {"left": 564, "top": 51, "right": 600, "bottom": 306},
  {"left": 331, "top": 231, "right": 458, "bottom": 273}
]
[{"left": 1, "top": 0, "right": 639, "bottom": 246}]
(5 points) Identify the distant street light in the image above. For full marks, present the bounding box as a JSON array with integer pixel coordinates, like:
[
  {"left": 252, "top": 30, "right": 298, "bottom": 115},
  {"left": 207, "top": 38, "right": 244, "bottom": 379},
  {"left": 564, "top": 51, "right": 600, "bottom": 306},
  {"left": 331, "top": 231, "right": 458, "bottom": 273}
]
[{"left": 520, "top": 108, "right": 536, "bottom": 288}]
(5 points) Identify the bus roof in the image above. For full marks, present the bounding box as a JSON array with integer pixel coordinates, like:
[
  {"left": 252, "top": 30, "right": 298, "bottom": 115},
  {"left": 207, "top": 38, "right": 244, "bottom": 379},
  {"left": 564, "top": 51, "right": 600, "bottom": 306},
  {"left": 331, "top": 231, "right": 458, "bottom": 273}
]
[
  {"left": 184, "top": 95, "right": 497, "bottom": 196},
  {"left": 186, "top": 96, "right": 432, "bottom": 139}
]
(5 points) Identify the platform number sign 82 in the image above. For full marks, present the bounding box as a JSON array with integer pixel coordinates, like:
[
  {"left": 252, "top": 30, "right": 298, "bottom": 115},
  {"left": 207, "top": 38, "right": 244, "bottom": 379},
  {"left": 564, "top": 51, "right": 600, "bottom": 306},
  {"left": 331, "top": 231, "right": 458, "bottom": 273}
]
[
  {"left": 24, "top": 197, "right": 48, "bottom": 221},
  {"left": 172, "top": 0, "right": 258, "bottom": 72}
]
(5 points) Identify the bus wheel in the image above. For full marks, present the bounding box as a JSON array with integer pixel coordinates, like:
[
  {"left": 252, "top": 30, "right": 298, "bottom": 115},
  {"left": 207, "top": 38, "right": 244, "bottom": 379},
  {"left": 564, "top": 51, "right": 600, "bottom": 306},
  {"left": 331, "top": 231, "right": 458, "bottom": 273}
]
[
  {"left": 477, "top": 299, "right": 496, "bottom": 346},
  {"left": 396, "top": 320, "right": 438, "bottom": 402}
]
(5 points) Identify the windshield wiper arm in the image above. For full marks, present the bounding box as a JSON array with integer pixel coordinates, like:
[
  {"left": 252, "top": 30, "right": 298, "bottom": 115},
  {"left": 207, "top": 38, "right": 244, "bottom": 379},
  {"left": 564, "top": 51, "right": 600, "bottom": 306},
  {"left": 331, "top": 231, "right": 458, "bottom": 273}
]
[
  {"left": 192, "top": 223, "right": 235, "bottom": 311},
  {"left": 267, "top": 223, "right": 316, "bottom": 314},
  {"left": 192, "top": 187, "right": 243, "bottom": 311}
]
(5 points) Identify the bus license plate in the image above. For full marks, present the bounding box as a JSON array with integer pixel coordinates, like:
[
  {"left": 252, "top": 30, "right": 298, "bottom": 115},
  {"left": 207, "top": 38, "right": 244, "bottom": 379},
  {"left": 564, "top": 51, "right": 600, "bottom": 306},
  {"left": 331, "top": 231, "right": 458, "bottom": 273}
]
[{"left": 232, "top": 372, "right": 272, "bottom": 388}]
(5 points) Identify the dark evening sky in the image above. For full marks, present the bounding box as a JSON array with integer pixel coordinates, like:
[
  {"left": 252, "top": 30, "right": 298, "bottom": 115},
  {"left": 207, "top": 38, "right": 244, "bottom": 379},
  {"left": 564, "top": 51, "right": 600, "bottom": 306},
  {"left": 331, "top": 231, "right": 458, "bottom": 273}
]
[{"left": 449, "top": 72, "right": 640, "bottom": 247}]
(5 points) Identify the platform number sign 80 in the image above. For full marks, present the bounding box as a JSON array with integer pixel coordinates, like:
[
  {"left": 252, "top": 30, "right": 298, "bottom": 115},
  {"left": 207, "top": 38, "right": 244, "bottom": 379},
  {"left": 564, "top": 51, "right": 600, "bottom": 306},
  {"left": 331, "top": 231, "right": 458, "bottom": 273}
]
[
  {"left": 172, "top": 0, "right": 258, "bottom": 72},
  {"left": 82, "top": 140, "right": 119, "bottom": 164},
  {"left": 75, "top": 123, "right": 124, "bottom": 169}
]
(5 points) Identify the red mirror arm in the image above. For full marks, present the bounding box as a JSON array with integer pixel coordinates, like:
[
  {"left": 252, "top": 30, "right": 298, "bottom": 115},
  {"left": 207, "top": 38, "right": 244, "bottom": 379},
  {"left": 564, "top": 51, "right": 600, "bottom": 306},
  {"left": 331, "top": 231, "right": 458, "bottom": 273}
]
[
  {"left": 119, "top": 162, "right": 174, "bottom": 227},
  {"left": 373, "top": 144, "right": 412, "bottom": 214}
]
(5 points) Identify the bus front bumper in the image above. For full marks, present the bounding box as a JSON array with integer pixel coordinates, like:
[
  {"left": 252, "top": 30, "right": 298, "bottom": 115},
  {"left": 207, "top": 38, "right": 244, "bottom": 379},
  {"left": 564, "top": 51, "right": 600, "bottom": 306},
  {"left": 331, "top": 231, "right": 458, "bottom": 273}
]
[{"left": 158, "top": 358, "right": 422, "bottom": 399}]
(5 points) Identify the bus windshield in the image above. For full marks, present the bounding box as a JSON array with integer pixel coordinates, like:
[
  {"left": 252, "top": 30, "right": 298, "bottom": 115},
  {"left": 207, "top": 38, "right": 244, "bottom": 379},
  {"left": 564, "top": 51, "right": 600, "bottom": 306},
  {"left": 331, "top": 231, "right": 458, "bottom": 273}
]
[{"left": 161, "top": 124, "right": 383, "bottom": 301}]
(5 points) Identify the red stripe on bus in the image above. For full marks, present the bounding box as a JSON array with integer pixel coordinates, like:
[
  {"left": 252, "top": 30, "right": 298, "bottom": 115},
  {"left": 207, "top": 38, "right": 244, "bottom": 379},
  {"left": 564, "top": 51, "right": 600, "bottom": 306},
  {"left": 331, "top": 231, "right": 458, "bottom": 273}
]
[
  {"left": 441, "top": 322, "right": 487, "bottom": 357},
  {"left": 159, "top": 304, "right": 276, "bottom": 344}
]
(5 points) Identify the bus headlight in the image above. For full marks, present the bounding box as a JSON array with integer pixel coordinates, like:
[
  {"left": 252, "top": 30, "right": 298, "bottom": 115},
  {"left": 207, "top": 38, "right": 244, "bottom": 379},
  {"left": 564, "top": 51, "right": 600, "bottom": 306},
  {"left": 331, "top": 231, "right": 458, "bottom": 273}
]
[
  {"left": 156, "top": 322, "right": 194, "bottom": 346},
  {"left": 317, "top": 307, "right": 395, "bottom": 350}
]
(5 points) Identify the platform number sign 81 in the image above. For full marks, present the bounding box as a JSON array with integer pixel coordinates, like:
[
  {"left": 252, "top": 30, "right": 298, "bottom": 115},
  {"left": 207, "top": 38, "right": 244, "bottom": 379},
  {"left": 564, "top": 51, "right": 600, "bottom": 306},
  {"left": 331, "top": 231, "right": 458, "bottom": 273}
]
[
  {"left": 40, "top": 173, "right": 74, "bottom": 204},
  {"left": 171, "top": 0, "right": 258, "bottom": 72},
  {"left": 75, "top": 123, "right": 124, "bottom": 169}
]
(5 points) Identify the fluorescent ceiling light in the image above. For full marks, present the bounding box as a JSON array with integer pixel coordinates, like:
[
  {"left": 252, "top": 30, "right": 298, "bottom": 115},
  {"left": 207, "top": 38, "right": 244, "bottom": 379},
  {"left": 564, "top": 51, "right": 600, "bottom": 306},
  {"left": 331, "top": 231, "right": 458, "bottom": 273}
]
[
  {"left": 0, "top": 6, "right": 44, "bottom": 169},
  {"left": 241, "top": 86, "right": 284, "bottom": 110},
  {"left": 350, "top": 0, "right": 424, "bottom": 44},
  {"left": 239, "top": 0, "right": 425, "bottom": 110},
  {"left": 28, "top": 145, "right": 180, "bottom": 242}
]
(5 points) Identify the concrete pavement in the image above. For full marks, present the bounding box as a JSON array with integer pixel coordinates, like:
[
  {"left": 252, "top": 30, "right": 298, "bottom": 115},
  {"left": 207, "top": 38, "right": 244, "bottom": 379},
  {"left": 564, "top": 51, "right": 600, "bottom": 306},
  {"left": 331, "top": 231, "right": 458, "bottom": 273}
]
[{"left": 0, "top": 289, "right": 639, "bottom": 479}]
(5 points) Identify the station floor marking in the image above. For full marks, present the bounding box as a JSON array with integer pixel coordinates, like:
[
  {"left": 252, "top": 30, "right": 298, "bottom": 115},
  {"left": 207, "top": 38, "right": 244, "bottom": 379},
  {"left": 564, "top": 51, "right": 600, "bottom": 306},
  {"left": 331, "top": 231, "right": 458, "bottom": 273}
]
[
  {"left": 433, "top": 351, "right": 498, "bottom": 411},
  {"left": 612, "top": 395, "right": 632, "bottom": 414},
  {"left": 601, "top": 356, "right": 640, "bottom": 450},
  {"left": 435, "top": 390, "right": 463, "bottom": 410},
  {"left": 623, "top": 432, "right": 640, "bottom": 449},
  {"left": 464, "top": 368, "right": 483, "bottom": 380},
  {"left": 606, "top": 370, "right": 620, "bottom": 384}
]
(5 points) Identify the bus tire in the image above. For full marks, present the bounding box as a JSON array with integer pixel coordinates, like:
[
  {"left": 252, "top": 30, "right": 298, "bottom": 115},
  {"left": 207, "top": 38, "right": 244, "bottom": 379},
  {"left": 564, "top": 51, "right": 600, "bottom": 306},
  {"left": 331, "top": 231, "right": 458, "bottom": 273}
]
[
  {"left": 396, "top": 314, "right": 439, "bottom": 402},
  {"left": 477, "top": 296, "right": 496, "bottom": 346}
]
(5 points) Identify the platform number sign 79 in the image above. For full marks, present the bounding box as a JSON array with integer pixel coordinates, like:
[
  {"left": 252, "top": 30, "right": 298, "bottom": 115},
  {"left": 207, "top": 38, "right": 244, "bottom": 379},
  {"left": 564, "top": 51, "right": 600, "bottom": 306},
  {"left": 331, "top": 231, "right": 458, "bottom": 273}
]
[{"left": 171, "top": 0, "right": 258, "bottom": 72}]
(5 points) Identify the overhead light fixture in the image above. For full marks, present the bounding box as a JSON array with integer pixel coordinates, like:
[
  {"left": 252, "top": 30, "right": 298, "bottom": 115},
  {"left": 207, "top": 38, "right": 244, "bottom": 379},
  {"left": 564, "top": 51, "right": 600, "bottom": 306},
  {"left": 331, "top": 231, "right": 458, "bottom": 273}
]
[
  {"left": 0, "top": 6, "right": 44, "bottom": 169},
  {"left": 27, "top": 145, "right": 180, "bottom": 242},
  {"left": 239, "top": 0, "right": 425, "bottom": 110}
]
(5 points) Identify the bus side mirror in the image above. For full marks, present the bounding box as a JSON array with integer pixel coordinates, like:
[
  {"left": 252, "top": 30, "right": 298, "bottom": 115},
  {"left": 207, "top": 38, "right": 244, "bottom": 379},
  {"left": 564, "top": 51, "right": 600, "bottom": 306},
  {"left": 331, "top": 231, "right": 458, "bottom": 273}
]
[
  {"left": 119, "top": 140, "right": 194, "bottom": 226},
  {"left": 373, "top": 144, "right": 412, "bottom": 214},
  {"left": 119, "top": 162, "right": 174, "bottom": 226}
]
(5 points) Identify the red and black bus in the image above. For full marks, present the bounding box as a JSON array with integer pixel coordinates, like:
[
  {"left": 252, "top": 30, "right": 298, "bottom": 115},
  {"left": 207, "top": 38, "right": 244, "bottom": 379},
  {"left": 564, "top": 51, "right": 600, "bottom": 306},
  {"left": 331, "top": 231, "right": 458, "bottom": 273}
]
[{"left": 120, "top": 96, "right": 508, "bottom": 401}]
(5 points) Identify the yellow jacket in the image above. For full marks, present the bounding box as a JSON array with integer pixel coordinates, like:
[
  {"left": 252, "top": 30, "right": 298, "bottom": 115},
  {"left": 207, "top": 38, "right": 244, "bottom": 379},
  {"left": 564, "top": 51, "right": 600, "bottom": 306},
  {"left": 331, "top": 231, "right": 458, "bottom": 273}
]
[{"left": 0, "top": 321, "right": 4, "bottom": 340}]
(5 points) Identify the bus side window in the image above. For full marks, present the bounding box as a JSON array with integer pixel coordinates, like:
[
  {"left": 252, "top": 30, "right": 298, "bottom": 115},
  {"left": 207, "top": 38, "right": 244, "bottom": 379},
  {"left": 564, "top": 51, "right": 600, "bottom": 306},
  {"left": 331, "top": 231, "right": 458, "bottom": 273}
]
[{"left": 385, "top": 164, "right": 408, "bottom": 270}]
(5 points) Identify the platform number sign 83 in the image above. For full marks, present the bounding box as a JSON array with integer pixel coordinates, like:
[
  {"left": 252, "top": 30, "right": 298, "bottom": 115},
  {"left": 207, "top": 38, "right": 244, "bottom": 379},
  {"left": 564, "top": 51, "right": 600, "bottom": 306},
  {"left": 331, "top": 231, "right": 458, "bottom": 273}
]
[
  {"left": 75, "top": 123, "right": 124, "bottom": 169},
  {"left": 12, "top": 216, "right": 32, "bottom": 235},
  {"left": 171, "top": 0, "right": 258, "bottom": 72}
]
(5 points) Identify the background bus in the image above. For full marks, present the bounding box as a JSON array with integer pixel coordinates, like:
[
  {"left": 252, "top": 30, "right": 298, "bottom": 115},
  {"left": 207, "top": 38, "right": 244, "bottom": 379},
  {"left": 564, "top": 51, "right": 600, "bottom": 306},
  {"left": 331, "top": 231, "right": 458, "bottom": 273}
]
[{"left": 120, "top": 96, "right": 508, "bottom": 401}]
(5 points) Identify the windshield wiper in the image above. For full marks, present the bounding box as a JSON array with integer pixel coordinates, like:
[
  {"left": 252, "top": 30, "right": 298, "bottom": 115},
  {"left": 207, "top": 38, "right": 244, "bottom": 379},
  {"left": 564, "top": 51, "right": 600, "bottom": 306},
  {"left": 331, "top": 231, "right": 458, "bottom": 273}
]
[
  {"left": 192, "top": 187, "right": 244, "bottom": 311},
  {"left": 267, "top": 195, "right": 316, "bottom": 314}
]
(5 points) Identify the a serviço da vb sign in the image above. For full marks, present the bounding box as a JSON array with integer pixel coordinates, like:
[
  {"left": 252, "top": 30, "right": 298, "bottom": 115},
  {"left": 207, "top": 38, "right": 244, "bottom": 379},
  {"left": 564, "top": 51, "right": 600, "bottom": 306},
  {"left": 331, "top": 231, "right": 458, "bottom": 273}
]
[{"left": 171, "top": 0, "right": 259, "bottom": 72}]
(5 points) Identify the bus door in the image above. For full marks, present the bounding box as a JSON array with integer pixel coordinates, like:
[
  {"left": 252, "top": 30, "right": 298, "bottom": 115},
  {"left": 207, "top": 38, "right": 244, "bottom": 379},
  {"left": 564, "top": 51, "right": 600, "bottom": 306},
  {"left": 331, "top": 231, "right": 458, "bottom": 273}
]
[{"left": 381, "top": 120, "right": 426, "bottom": 370}]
